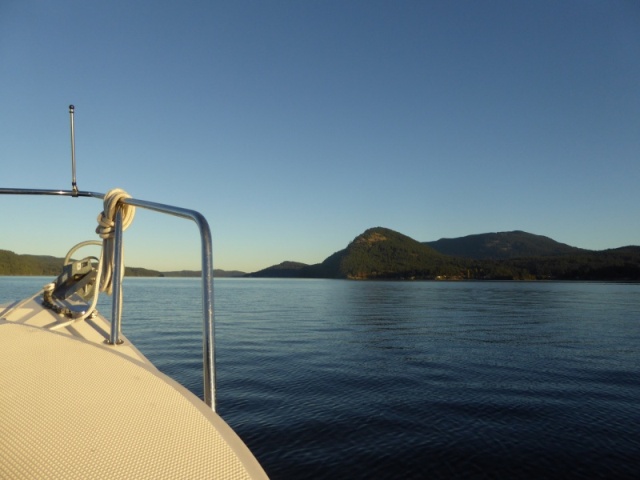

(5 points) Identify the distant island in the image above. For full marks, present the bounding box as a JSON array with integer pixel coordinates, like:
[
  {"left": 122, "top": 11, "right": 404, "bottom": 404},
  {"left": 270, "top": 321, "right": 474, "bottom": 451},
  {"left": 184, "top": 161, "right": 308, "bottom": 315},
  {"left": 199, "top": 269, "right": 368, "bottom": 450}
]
[
  {"left": 3, "top": 228, "right": 639, "bottom": 281},
  {"left": 246, "top": 228, "right": 640, "bottom": 281}
]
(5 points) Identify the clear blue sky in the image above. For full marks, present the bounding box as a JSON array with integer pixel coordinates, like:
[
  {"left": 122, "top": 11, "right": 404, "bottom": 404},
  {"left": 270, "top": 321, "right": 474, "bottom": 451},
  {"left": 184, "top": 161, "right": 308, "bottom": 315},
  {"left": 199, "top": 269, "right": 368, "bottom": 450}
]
[{"left": 1, "top": 1, "right": 638, "bottom": 272}]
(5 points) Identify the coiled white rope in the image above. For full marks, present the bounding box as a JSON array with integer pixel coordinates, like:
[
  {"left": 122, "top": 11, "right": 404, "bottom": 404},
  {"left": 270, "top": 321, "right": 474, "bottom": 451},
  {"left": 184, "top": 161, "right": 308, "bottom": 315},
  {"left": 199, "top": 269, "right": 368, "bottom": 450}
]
[{"left": 96, "top": 188, "right": 136, "bottom": 295}]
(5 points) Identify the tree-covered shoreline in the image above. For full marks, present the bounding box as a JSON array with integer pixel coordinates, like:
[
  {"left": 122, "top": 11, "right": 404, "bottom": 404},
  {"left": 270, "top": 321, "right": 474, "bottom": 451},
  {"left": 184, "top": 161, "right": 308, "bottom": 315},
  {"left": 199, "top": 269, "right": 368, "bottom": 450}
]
[
  {"left": 4, "top": 228, "right": 640, "bottom": 281},
  {"left": 0, "top": 250, "right": 242, "bottom": 278},
  {"left": 247, "top": 228, "right": 640, "bottom": 281}
]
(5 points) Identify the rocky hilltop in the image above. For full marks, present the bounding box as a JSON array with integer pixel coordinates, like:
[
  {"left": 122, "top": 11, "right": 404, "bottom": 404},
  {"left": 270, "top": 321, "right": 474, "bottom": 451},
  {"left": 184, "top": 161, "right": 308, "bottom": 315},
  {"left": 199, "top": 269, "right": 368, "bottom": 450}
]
[{"left": 306, "top": 227, "right": 455, "bottom": 279}]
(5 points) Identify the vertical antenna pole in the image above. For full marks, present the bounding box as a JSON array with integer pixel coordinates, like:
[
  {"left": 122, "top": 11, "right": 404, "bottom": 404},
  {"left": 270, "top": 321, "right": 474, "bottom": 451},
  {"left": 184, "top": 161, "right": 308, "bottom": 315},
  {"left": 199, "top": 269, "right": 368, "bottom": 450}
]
[{"left": 69, "top": 104, "right": 78, "bottom": 196}]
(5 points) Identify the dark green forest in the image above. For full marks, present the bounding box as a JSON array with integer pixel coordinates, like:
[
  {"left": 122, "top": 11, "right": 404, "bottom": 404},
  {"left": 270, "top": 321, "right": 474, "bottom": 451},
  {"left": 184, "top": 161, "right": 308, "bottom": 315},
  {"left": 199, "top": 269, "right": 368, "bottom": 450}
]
[
  {"left": 247, "top": 228, "right": 640, "bottom": 281},
  {"left": 0, "top": 251, "right": 63, "bottom": 276}
]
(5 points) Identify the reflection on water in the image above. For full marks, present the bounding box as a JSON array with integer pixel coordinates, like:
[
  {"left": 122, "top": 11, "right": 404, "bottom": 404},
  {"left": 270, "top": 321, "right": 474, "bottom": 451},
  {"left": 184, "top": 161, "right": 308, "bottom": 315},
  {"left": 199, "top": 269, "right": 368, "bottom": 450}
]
[{"left": 2, "top": 277, "right": 639, "bottom": 479}]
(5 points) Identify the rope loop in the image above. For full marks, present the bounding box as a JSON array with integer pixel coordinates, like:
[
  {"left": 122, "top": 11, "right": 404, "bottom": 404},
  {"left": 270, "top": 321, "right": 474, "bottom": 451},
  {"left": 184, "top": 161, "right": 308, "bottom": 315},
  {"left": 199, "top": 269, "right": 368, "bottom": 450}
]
[
  {"left": 96, "top": 188, "right": 136, "bottom": 240},
  {"left": 96, "top": 188, "right": 136, "bottom": 295}
]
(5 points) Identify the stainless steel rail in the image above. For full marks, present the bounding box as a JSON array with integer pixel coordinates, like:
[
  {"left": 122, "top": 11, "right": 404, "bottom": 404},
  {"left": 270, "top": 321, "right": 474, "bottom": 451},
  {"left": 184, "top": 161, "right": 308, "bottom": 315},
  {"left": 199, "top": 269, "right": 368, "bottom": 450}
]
[{"left": 0, "top": 187, "right": 217, "bottom": 411}]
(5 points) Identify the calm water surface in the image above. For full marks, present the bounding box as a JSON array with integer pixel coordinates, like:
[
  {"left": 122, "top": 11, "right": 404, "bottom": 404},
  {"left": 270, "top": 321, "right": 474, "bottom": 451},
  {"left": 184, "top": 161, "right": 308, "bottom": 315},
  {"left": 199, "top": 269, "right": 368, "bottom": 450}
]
[{"left": 2, "top": 277, "right": 639, "bottom": 479}]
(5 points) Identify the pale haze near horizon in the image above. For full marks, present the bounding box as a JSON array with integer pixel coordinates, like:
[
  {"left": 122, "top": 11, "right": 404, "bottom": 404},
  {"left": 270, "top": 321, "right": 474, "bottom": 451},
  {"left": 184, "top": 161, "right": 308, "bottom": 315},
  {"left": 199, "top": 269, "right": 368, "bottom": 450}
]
[{"left": 1, "top": 1, "right": 638, "bottom": 273}]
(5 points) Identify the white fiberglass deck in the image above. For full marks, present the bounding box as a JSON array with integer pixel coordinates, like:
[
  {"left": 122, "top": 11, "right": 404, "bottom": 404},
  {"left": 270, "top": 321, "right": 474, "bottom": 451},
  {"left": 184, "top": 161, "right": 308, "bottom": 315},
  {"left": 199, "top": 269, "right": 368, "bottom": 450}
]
[{"left": 0, "top": 298, "right": 267, "bottom": 479}]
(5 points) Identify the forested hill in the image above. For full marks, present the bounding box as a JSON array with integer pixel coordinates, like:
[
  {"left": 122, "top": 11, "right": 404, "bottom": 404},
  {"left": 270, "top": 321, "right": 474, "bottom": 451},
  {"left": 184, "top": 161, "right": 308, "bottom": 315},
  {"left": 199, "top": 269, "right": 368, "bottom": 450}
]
[
  {"left": 303, "top": 227, "right": 459, "bottom": 279},
  {"left": 425, "top": 231, "right": 585, "bottom": 259},
  {"left": 0, "top": 251, "right": 63, "bottom": 276},
  {"left": 245, "top": 261, "right": 308, "bottom": 278},
  {"left": 247, "top": 228, "right": 640, "bottom": 281}
]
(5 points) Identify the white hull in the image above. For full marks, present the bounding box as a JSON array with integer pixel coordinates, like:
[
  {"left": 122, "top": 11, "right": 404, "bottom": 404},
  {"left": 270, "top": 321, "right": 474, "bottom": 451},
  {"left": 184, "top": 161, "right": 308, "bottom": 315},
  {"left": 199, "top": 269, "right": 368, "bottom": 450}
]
[{"left": 1, "top": 296, "right": 267, "bottom": 479}]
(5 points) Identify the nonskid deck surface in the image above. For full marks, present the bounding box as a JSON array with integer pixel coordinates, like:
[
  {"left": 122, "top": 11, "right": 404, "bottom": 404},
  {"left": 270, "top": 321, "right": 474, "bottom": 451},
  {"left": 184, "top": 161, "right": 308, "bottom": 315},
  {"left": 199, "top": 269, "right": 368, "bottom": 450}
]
[
  {"left": 0, "top": 299, "right": 267, "bottom": 479},
  {"left": 1, "top": 295, "right": 146, "bottom": 363}
]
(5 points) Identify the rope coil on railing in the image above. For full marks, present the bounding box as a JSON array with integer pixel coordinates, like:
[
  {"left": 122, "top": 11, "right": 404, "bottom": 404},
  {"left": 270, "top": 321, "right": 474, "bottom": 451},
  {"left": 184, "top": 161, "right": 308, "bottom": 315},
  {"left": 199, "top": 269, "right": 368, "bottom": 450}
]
[{"left": 96, "top": 188, "right": 136, "bottom": 295}]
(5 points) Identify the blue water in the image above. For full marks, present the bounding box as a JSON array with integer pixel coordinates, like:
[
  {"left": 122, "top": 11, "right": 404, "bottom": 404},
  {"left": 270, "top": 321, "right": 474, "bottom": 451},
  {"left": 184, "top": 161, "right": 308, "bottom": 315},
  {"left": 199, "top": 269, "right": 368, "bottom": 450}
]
[{"left": 2, "top": 277, "right": 639, "bottom": 479}]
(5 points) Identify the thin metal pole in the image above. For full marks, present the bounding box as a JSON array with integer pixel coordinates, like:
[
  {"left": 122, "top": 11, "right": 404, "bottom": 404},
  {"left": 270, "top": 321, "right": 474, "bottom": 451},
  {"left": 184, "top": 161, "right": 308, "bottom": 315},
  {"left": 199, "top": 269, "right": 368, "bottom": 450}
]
[
  {"left": 69, "top": 105, "right": 78, "bottom": 196},
  {"left": 109, "top": 206, "right": 124, "bottom": 345}
]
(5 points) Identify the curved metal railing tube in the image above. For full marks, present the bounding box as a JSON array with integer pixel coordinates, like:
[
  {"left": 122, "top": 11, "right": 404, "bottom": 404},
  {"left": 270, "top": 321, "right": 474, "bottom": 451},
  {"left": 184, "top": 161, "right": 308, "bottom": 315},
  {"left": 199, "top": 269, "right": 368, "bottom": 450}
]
[
  {"left": 118, "top": 196, "right": 217, "bottom": 411},
  {"left": 0, "top": 187, "right": 217, "bottom": 411}
]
